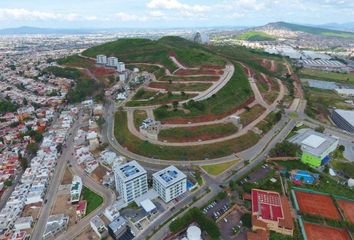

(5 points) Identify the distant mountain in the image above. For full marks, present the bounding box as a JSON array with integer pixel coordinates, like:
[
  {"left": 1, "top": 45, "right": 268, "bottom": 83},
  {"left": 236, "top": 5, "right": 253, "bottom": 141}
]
[
  {"left": 317, "top": 22, "right": 354, "bottom": 32},
  {"left": 0, "top": 26, "right": 96, "bottom": 35},
  {"left": 253, "top": 21, "right": 354, "bottom": 39}
]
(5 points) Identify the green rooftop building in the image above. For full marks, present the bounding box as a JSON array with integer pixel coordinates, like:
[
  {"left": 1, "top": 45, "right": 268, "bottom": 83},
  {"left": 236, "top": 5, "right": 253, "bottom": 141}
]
[{"left": 289, "top": 129, "right": 338, "bottom": 167}]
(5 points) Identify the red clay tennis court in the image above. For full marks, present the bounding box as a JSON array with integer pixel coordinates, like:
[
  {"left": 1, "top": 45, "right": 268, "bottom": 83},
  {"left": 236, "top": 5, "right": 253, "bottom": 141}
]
[
  {"left": 337, "top": 199, "right": 354, "bottom": 224},
  {"left": 304, "top": 222, "right": 350, "bottom": 240},
  {"left": 294, "top": 190, "right": 341, "bottom": 220}
]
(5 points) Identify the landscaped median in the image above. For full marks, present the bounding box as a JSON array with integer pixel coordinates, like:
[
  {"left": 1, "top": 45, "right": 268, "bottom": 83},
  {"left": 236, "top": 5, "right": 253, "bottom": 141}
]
[
  {"left": 82, "top": 186, "right": 104, "bottom": 215},
  {"left": 114, "top": 110, "right": 260, "bottom": 160},
  {"left": 201, "top": 160, "right": 239, "bottom": 176}
]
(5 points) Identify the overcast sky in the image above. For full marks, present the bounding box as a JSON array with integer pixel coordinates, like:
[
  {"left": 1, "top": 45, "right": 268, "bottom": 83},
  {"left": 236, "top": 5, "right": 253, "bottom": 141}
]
[{"left": 0, "top": 0, "right": 353, "bottom": 29}]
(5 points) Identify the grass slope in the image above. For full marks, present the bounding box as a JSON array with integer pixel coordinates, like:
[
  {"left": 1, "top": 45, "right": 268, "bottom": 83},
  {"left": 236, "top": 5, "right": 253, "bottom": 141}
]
[
  {"left": 158, "top": 123, "right": 238, "bottom": 142},
  {"left": 115, "top": 110, "right": 260, "bottom": 160},
  {"left": 82, "top": 36, "right": 226, "bottom": 72},
  {"left": 299, "top": 68, "right": 354, "bottom": 83},
  {"left": 236, "top": 31, "right": 276, "bottom": 41},
  {"left": 154, "top": 62, "right": 252, "bottom": 120},
  {"left": 276, "top": 21, "right": 354, "bottom": 39}
]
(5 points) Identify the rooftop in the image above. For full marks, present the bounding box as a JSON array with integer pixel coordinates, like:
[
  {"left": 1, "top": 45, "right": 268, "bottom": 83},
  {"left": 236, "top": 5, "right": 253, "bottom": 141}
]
[
  {"left": 252, "top": 189, "right": 283, "bottom": 222},
  {"left": 153, "top": 165, "right": 186, "bottom": 187},
  {"left": 288, "top": 129, "right": 338, "bottom": 157},
  {"left": 334, "top": 109, "right": 354, "bottom": 127},
  {"left": 115, "top": 160, "right": 146, "bottom": 181}
]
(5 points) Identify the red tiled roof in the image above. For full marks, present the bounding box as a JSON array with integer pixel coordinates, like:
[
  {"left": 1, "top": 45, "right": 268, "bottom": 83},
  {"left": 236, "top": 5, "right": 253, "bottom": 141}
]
[{"left": 252, "top": 189, "right": 283, "bottom": 221}]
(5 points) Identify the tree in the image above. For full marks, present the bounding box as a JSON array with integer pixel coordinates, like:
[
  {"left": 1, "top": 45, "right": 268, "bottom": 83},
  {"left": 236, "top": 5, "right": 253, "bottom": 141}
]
[
  {"left": 96, "top": 116, "right": 106, "bottom": 129},
  {"left": 241, "top": 213, "right": 252, "bottom": 228},
  {"left": 172, "top": 101, "right": 179, "bottom": 110},
  {"left": 315, "top": 125, "right": 325, "bottom": 133},
  {"left": 26, "top": 143, "right": 39, "bottom": 156},
  {"left": 269, "top": 141, "right": 301, "bottom": 157}
]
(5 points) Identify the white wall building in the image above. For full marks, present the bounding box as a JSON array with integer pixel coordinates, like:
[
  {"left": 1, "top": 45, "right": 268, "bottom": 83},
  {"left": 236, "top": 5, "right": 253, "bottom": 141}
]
[
  {"left": 153, "top": 165, "right": 187, "bottom": 203},
  {"left": 114, "top": 161, "right": 148, "bottom": 203},
  {"left": 70, "top": 176, "right": 82, "bottom": 203},
  {"left": 96, "top": 55, "right": 107, "bottom": 65},
  {"left": 117, "top": 62, "right": 126, "bottom": 72},
  {"left": 107, "top": 57, "right": 119, "bottom": 68},
  {"left": 14, "top": 217, "right": 33, "bottom": 231},
  {"left": 90, "top": 215, "right": 108, "bottom": 238}
]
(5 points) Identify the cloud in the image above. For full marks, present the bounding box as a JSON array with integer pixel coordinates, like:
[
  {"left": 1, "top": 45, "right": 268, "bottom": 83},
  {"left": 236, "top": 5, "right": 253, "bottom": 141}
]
[
  {"left": 0, "top": 8, "right": 98, "bottom": 22},
  {"left": 116, "top": 12, "right": 148, "bottom": 22},
  {"left": 147, "top": 0, "right": 210, "bottom": 13}
]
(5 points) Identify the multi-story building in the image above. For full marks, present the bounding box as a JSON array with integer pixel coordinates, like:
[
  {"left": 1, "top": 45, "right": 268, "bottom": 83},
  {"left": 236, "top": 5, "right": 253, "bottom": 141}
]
[
  {"left": 107, "top": 57, "right": 119, "bottom": 68},
  {"left": 70, "top": 176, "right": 82, "bottom": 203},
  {"left": 288, "top": 129, "right": 338, "bottom": 167},
  {"left": 114, "top": 161, "right": 148, "bottom": 203},
  {"left": 117, "top": 62, "right": 126, "bottom": 72},
  {"left": 96, "top": 55, "right": 107, "bottom": 65},
  {"left": 153, "top": 165, "right": 187, "bottom": 203}
]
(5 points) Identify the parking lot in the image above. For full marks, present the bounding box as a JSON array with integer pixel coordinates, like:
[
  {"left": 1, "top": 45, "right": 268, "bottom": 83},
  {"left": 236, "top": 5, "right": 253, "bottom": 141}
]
[
  {"left": 217, "top": 209, "right": 247, "bottom": 240},
  {"left": 244, "top": 164, "right": 271, "bottom": 183},
  {"left": 202, "top": 198, "right": 231, "bottom": 221}
]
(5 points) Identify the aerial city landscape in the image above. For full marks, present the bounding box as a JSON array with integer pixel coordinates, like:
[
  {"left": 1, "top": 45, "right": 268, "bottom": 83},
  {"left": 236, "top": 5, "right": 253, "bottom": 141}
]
[{"left": 0, "top": 1, "right": 354, "bottom": 240}]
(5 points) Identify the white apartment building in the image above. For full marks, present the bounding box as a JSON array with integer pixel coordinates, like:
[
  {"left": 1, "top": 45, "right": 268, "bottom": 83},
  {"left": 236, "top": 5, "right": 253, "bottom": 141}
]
[
  {"left": 153, "top": 166, "right": 187, "bottom": 203},
  {"left": 117, "top": 62, "right": 126, "bottom": 72},
  {"left": 96, "top": 55, "right": 107, "bottom": 65},
  {"left": 70, "top": 176, "right": 82, "bottom": 203},
  {"left": 107, "top": 57, "right": 119, "bottom": 67},
  {"left": 114, "top": 161, "right": 148, "bottom": 203}
]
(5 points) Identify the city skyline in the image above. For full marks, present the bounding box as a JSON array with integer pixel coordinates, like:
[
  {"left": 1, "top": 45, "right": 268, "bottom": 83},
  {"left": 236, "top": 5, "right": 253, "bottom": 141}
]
[{"left": 0, "top": 0, "right": 354, "bottom": 29}]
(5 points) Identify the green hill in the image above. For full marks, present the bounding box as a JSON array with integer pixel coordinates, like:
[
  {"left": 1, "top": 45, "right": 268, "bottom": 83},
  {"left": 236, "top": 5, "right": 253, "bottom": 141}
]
[
  {"left": 82, "top": 36, "right": 226, "bottom": 71},
  {"left": 236, "top": 31, "right": 276, "bottom": 41},
  {"left": 273, "top": 22, "right": 354, "bottom": 39}
]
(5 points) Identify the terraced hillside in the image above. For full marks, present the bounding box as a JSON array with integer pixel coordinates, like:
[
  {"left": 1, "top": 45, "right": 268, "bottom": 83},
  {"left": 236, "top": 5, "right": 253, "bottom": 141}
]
[{"left": 65, "top": 36, "right": 287, "bottom": 161}]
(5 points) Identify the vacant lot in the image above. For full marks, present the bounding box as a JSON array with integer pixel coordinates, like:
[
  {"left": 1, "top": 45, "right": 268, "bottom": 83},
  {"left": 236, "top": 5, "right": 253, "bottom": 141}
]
[
  {"left": 201, "top": 160, "right": 239, "bottom": 176},
  {"left": 240, "top": 104, "right": 266, "bottom": 126},
  {"left": 161, "top": 75, "right": 219, "bottom": 82},
  {"left": 51, "top": 194, "right": 76, "bottom": 228},
  {"left": 304, "top": 86, "right": 354, "bottom": 124},
  {"left": 154, "top": 62, "right": 253, "bottom": 122},
  {"left": 158, "top": 123, "right": 238, "bottom": 142},
  {"left": 126, "top": 92, "right": 195, "bottom": 107},
  {"left": 148, "top": 82, "right": 212, "bottom": 92},
  {"left": 132, "top": 88, "right": 159, "bottom": 100},
  {"left": 115, "top": 110, "right": 260, "bottom": 160},
  {"left": 134, "top": 110, "right": 148, "bottom": 129}
]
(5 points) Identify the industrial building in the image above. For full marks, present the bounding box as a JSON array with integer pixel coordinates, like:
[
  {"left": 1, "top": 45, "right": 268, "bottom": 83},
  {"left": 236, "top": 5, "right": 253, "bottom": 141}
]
[
  {"left": 335, "top": 88, "right": 354, "bottom": 97},
  {"left": 153, "top": 165, "right": 187, "bottom": 203},
  {"left": 114, "top": 161, "right": 148, "bottom": 203},
  {"left": 70, "top": 176, "right": 83, "bottom": 204},
  {"left": 288, "top": 129, "right": 338, "bottom": 167},
  {"left": 331, "top": 109, "right": 354, "bottom": 133},
  {"left": 96, "top": 55, "right": 107, "bottom": 65}
]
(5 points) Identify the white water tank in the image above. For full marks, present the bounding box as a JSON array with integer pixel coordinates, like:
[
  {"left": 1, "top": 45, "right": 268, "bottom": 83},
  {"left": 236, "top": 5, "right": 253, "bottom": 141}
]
[{"left": 187, "top": 225, "right": 202, "bottom": 240}]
